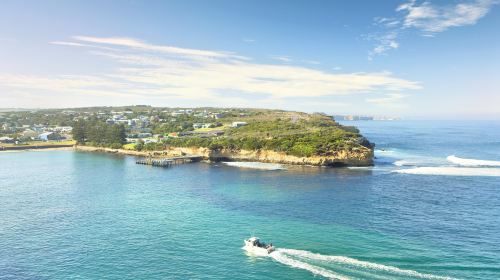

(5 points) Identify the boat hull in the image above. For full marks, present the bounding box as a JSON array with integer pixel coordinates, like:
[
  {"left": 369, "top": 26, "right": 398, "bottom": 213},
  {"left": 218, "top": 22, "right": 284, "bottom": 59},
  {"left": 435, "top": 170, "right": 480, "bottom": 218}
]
[{"left": 243, "top": 239, "right": 275, "bottom": 255}]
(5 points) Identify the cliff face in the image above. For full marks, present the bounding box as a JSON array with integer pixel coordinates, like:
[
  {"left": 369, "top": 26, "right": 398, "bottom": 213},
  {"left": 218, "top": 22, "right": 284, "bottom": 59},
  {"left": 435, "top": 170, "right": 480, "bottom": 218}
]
[
  {"left": 165, "top": 146, "right": 373, "bottom": 166},
  {"left": 75, "top": 145, "right": 373, "bottom": 167}
]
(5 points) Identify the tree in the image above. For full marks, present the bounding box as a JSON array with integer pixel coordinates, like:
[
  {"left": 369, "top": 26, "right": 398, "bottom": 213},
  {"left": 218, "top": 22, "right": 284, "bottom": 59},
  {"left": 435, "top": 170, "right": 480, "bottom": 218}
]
[{"left": 72, "top": 121, "right": 86, "bottom": 144}]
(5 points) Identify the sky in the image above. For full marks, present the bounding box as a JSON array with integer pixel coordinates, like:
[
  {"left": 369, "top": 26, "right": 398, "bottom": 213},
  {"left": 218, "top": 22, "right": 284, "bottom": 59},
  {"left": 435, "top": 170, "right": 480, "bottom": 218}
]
[{"left": 0, "top": 0, "right": 499, "bottom": 119}]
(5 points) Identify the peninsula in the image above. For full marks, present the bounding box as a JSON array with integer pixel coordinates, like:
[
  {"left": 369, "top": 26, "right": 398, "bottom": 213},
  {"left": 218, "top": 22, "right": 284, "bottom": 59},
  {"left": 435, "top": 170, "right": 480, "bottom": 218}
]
[{"left": 1, "top": 106, "right": 374, "bottom": 166}]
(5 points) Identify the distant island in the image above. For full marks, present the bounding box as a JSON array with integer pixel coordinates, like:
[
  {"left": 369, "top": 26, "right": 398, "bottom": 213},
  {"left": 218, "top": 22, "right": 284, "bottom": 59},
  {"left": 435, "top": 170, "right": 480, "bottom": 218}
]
[
  {"left": 333, "top": 115, "right": 402, "bottom": 121},
  {"left": 0, "top": 106, "right": 374, "bottom": 166}
]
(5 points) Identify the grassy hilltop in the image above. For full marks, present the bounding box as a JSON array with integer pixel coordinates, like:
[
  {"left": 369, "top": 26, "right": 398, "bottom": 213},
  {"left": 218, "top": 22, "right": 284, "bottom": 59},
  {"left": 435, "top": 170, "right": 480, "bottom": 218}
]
[{"left": 162, "top": 110, "right": 373, "bottom": 158}]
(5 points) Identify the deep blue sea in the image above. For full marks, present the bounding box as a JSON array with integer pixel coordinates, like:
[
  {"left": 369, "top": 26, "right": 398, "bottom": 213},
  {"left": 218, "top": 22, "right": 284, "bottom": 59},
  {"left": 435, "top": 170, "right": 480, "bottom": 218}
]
[{"left": 1, "top": 121, "right": 499, "bottom": 280}]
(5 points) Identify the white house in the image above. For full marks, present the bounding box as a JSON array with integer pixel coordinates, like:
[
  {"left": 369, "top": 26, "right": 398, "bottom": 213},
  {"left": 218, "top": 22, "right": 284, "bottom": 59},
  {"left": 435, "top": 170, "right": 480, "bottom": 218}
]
[
  {"left": 232, "top": 121, "right": 248, "bottom": 128},
  {"left": 38, "top": 132, "right": 63, "bottom": 141}
]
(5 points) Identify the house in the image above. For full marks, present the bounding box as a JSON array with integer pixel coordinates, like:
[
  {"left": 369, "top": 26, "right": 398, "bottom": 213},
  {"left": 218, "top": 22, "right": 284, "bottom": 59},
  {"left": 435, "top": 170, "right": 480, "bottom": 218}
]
[
  {"left": 38, "top": 132, "right": 63, "bottom": 141},
  {"left": 193, "top": 123, "right": 204, "bottom": 129},
  {"left": 1, "top": 123, "right": 11, "bottom": 130},
  {"left": 116, "top": 119, "right": 132, "bottom": 125},
  {"left": 171, "top": 112, "right": 184, "bottom": 117},
  {"left": 232, "top": 121, "right": 248, "bottom": 128},
  {"left": 126, "top": 138, "right": 140, "bottom": 143},
  {"left": 195, "top": 130, "right": 225, "bottom": 138},
  {"left": 202, "top": 123, "right": 213, "bottom": 128},
  {"left": 211, "top": 113, "right": 224, "bottom": 119},
  {"left": 0, "top": 136, "right": 15, "bottom": 143},
  {"left": 137, "top": 132, "right": 152, "bottom": 138},
  {"left": 143, "top": 138, "right": 158, "bottom": 144},
  {"left": 53, "top": 126, "right": 73, "bottom": 132},
  {"left": 21, "top": 129, "right": 38, "bottom": 140}
]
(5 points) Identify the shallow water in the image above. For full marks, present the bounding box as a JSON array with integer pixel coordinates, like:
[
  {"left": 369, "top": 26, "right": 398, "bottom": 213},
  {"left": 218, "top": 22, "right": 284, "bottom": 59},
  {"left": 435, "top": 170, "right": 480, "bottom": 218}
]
[{"left": 1, "top": 121, "right": 499, "bottom": 279}]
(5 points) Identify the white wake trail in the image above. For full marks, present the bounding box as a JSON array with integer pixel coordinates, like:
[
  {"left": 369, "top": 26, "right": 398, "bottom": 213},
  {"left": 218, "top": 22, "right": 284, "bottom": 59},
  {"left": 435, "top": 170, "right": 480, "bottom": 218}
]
[
  {"left": 277, "top": 249, "right": 458, "bottom": 280},
  {"left": 447, "top": 155, "right": 500, "bottom": 167},
  {"left": 269, "top": 250, "right": 351, "bottom": 280},
  {"left": 269, "top": 248, "right": 460, "bottom": 280}
]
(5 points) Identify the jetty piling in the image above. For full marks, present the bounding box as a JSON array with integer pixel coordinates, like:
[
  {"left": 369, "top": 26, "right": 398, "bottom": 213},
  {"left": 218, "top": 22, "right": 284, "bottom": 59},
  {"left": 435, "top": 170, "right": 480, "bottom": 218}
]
[{"left": 135, "top": 155, "right": 202, "bottom": 168}]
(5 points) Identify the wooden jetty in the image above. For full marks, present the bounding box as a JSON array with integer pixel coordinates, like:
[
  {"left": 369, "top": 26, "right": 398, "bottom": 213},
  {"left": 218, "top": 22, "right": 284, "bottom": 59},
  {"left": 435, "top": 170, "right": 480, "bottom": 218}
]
[
  {"left": 135, "top": 155, "right": 203, "bottom": 168},
  {"left": 136, "top": 158, "right": 174, "bottom": 167}
]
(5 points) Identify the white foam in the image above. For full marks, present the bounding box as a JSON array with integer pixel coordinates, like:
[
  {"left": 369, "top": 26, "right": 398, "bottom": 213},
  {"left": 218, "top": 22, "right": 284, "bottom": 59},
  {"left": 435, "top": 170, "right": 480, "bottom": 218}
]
[
  {"left": 376, "top": 149, "right": 446, "bottom": 167},
  {"left": 393, "top": 167, "right": 500, "bottom": 177},
  {"left": 222, "top": 161, "right": 285, "bottom": 170},
  {"left": 347, "top": 166, "right": 373, "bottom": 169},
  {"left": 375, "top": 149, "right": 395, "bottom": 155},
  {"left": 270, "top": 251, "right": 350, "bottom": 280},
  {"left": 393, "top": 160, "right": 418, "bottom": 167},
  {"left": 277, "top": 249, "right": 457, "bottom": 280},
  {"left": 447, "top": 155, "right": 500, "bottom": 167}
]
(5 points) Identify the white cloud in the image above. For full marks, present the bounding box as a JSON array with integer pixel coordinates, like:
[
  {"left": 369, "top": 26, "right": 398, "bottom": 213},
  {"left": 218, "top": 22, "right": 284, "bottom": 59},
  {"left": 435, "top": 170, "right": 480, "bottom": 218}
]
[
  {"left": 72, "top": 36, "right": 248, "bottom": 60},
  {"left": 370, "top": 31, "right": 400, "bottom": 58},
  {"left": 374, "top": 17, "right": 401, "bottom": 27},
  {"left": 50, "top": 41, "right": 88, "bottom": 47},
  {"left": 0, "top": 36, "right": 421, "bottom": 108},
  {"left": 270, "top": 55, "right": 293, "bottom": 63},
  {"left": 370, "top": 0, "right": 498, "bottom": 58},
  {"left": 397, "top": 0, "right": 498, "bottom": 34}
]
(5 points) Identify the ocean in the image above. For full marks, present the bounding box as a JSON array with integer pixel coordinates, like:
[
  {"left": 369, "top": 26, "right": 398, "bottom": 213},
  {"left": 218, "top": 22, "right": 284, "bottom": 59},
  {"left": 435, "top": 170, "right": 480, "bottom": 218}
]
[{"left": 1, "top": 120, "right": 499, "bottom": 279}]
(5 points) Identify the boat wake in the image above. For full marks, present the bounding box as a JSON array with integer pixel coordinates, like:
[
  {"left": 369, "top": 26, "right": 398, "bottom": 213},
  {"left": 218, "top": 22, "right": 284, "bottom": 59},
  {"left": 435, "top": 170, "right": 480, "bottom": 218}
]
[
  {"left": 446, "top": 155, "right": 500, "bottom": 167},
  {"left": 269, "top": 248, "right": 458, "bottom": 280}
]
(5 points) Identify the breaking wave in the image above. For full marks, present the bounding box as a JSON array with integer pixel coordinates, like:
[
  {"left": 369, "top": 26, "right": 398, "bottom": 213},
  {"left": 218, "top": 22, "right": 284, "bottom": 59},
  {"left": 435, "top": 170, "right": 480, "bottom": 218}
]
[
  {"left": 393, "top": 160, "right": 418, "bottom": 167},
  {"left": 447, "top": 155, "right": 500, "bottom": 167},
  {"left": 269, "top": 248, "right": 457, "bottom": 280},
  {"left": 222, "top": 161, "right": 285, "bottom": 170},
  {"left": 375, "top": 149, "right": 445, "bottom": 167},
  {"left": 393, "top": 167, "right": 500, "bottom": 177}
]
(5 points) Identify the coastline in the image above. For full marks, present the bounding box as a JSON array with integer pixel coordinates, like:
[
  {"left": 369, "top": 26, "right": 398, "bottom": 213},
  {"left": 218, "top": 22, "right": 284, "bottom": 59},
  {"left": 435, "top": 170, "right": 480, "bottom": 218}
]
[
  {"left": 74, "top": 145, "right": 373, "bottom": 167},
  {"left": 0, "top": 144, "right": 75, "bottom": 151}
]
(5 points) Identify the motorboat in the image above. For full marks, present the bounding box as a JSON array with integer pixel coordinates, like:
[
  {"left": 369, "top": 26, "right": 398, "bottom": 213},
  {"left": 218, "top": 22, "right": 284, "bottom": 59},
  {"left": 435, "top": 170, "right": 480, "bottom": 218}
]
[{"left": 243, "top": 237, "right": 275, "bottom": 255}]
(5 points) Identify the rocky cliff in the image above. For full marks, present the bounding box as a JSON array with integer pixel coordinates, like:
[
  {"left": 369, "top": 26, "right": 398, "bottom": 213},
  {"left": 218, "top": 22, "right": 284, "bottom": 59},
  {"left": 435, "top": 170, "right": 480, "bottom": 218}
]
[
  {"left": 173, "top": 146, "right": 373, "bottom": 166},
  {"left": 75, "top": 145, "right": 373, "bottom": 167}
]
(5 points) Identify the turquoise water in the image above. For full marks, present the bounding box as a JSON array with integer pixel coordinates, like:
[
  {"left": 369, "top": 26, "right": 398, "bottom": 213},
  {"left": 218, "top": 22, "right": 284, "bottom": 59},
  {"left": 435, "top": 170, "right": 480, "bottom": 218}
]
[{"left": 1, "top": 121, "right": 499, "bottom": 279}]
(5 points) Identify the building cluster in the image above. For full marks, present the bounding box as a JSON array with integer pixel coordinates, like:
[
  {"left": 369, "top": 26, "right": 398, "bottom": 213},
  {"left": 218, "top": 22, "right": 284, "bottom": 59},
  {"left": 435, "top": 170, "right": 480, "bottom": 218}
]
[
  {"left": 0, "top": 107, "right": 250, "bottom": 146},
  {"left": 0, "top": 121, "right": 70, "bottom": 144}
]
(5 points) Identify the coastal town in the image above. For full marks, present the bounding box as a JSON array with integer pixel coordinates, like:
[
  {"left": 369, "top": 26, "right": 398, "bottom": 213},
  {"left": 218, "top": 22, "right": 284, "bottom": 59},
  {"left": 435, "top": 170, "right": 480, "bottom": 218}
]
[
  {"left": 0, "top": 106, "right": 247, "bottom": 149},
  {"left": 0, "top": 106, "right": 373, "bottom": 166},
  {"left": 0, "top": 106, "right": 395, "bottom": 148}
]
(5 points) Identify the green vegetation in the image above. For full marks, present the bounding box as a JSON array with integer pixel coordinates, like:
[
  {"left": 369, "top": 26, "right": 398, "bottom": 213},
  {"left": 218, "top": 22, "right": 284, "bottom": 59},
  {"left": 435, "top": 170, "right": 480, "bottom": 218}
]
[
  {"left": 72, "top": 120, "right": 126, "bottom": 148},
  {"left": 3, "top": 107, "right": 372, "bottom": 158},
  {"left": 162, "top": 112, "right": 373, "bottom": 157}
]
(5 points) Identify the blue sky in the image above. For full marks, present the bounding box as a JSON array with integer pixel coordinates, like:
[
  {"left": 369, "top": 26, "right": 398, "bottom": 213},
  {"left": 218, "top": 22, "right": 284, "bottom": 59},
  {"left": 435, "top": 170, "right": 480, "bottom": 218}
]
[{"left": 1, "top": 0, "right": 499, "bottom": 119}]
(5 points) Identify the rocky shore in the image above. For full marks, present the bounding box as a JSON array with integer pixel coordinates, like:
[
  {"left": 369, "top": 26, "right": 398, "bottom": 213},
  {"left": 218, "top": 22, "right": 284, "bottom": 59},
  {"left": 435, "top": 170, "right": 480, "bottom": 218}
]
[{"left": 75, "top": 145, "right": 373, "bottom": 167}]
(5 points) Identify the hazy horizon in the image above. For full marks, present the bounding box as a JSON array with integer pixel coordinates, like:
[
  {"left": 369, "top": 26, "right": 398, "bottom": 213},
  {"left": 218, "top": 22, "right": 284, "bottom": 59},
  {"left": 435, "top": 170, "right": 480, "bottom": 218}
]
[{"left": 2, "top": 105, "right": 499, "bottom": 121}]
